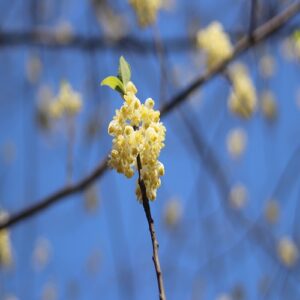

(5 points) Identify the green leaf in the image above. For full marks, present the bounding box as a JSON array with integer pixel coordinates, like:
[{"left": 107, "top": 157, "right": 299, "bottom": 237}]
[
  {"left": 100, "top": 76, "right": 125, "bottom": 95},
  {"left": 118, "top": 56, "right": 131, "bottom": 86}
]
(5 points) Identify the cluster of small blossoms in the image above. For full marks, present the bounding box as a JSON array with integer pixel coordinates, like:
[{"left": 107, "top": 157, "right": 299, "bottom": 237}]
[
  {"left": 196, "top": 22, "right": 233, "bottom": 69},
  {"left": 108, "top": 81, "right": 166, "bottom": 201},
  {"left": 228, "top": 63, "right": 257, "bottom": 118},
  {"left": 129, "top": 0, "right": 162, "bottom": 27},
  {"left": 0, "top": 212, "right": 12, "bottom": 267},
  {"left": 48, "top": 82, "right": 82, "bottom": 119},
  {"left": 277, "top": 236, "right": 298, "bottom": 267}
]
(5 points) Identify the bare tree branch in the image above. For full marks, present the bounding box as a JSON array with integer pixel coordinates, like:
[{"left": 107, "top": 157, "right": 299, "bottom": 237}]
[
  {"left": 0, "top": 1, "right": 299, "bottom": 230},
  {"left": 0, "top": 156, "right": 108, "bottom": 230},
  {"left": 136, "top": 154, "right": 166, "bottom": 300}
]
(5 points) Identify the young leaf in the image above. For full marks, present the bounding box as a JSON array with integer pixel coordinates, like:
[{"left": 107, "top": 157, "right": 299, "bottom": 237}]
[
  {"left": 118, "top": 56, "right": 131, "bottom": 86},
  {"left": 101, "top": 76, "right": 125, "bottom": 95}
]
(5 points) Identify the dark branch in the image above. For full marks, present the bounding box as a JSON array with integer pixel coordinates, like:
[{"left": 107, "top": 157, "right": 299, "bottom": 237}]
[
  {"left": 0, "top": 157, "right": 108, "bottom": 230},
  {"left": 0, "top": 30, "right": 191, "bottom": 53},
  {"left": 136, "top": 154, "right": 166, "bottom": 300}
]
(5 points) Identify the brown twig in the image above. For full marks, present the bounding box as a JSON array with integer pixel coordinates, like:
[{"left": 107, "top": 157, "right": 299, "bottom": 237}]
[
  {"left": 0, "top": 156, "right": 108, "bottom": 230},
  {"left": 136, "top": 154, "right": 166, "bottom": 300},
  {"left": 249, "top": 0, "right": 258, "bottom": 39},
  {"left": 0, "top": 2, "right": 300, "bottom": 230}
]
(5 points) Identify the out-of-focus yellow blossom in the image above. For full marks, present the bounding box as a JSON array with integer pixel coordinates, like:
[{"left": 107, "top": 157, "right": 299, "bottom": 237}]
[
  {"left": 164, "top": 198, "right": 182, "bottom": 227},
  {"left": 84, "top": 184, "right": 99, "bottom": 213},
  {"left": 226, "top": 128, "right": 247, "bottom": 159},
  {"left": 229, "top": 183, "right": 247, "bottom": 209},
  {"left": 93, "top": 0, "right": 129, "bottom": 40},
  {"left": 216, "top": 294, "right": 232, "bottom": 300},
  {"left": 48, "top": 82, "right": 82, "bottom": 119},
  {"left": 26, "top": 54, "right": 42, "bottom": 84},
  {"left": 293, "top": 30, "right": 300, "bottom": 59},
  {"left": 264, "top": 200, "right": 279, "bottom": 224},
  {"left": 259, "top": 54, "right": 276, "bottom": 78},
  {"left": 0, "top": 212, "right": 12, "bottom": 267},
  {"left": 55, "top": 21, "right": 73, "bottom": 44},
  {"left": 277, "top": 236, "right": 298, "bottom": 267},
  {"left": 280, "top": 32, "right": 300, "bottom": 61},
  {"left": 129, "top": 0, "right": 162, "bottom": 27},
  {"left": 42, "top": 281, "right": 57, "bottom": 300},
  {"left": 280, "top": 37, "right": 297, "bottom": 61},
  {"left": 228, "top": 63, "right": 257, "bottom": 118},
  {"left": 32, "top": 237, "right": 52, "bottom": 271},
  {"left": 261, "top": 90, "right": 277, "bottom": 121},
  {"left": 108, "top": 81, "right": 166, "bottom": 201},
  {"left": 196, "top": 22, "right": 233, "bottom": 69}
]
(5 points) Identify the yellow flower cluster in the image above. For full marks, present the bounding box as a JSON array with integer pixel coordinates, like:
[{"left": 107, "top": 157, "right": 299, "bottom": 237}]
[
  {"left": 164, "top": 198, "right": 182, "bottom": 227},
  {"left": 48, "top": 82, "right": 82, "bottom": 119},
  {"left": 196, "top": 22, "right": 233, "bottom": 69},
  {"left": 226, "top": 127, "right": 247, "bottom": 159},
  {"left": 228, "top": 63, "right": 257, "bottom": 118},
  {"left": 277, "top": 236, "right": 298, "bottom": 267},
  {"left": 0, "top": 212, "right": 12, "bottom": 267},
  {"left": 261, "top": 90, "right": 277, "bottom": 121},
  {"left": 264, "top": 200, "right": 279, "bottom": 224},
  {"left": 108, "top": 81, "right": 166, "bottom": 201},
  {"left": 129, "top": 0, "right": 162, "bottom": 27}
]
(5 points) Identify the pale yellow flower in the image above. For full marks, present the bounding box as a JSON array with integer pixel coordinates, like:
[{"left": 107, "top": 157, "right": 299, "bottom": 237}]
[
  {"left": 229, "top": 183, "right": 247, "bottom": 209},
  {"left": 108, "top": 81, "right": 166, "bottom": 201},
  {"left": 277, "top": 236, "right": 298, "bottom": 267},
  {"left": 196, "top": 22, "right": 233, "bottom": 69},
  {"left": 259, "top": 54, "right": 276, "bottom": 78},
  {"left": 48, "top": 82, "right": 82, "bottom": 119},
  {"left": 226, "top": 128, "right": 247, "bottom": 159},
  {"left": 0, "top": 212, "right": 12, "bottom": 267},
  {"left": 261, "top": 90, "right": 277, "bottom": 120},
  {"left": 164, "top": 198, "right": 182, "bottom": 227},
  {"left": 228, "top": 63, "right": 257, "bottom": 118},
  {"left": 264, "top": 200, "right": 279, "bottom": 224},
  {"left": 129, "top": 0, "right": 162, "bottom": 27}
]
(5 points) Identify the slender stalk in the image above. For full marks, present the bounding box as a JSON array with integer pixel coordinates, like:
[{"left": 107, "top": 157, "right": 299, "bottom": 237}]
[{"left": 136, "top": 154, "right": 166, "bottom": 300}]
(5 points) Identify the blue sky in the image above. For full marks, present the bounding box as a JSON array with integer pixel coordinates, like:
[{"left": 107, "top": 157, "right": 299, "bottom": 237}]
[{"left": 1, "top": 0, "right": 300, "bottom": 299}]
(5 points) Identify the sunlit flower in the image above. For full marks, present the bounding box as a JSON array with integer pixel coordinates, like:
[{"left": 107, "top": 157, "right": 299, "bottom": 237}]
[
  {"left": 108, "top": 81, "right": 166, "bottom": 201},
  {"left": 196, "top": 22, "right": 233, "bottom": 69},
  {"left": 164, "top": 198, "right": 182, "bottom": 227},
  {"left": 48, "top": 82, "right": 82, "bottom": 119},
  {"left": 261, "top": 90, "right": 277, "bottom": 121},
  {"left": 259, "top": 54, "right": 276, "bottom": 78},
  {"left": 264, "top": 200, "right": 279, "bottom": 224},
  {"left": 226, "top": 127, "right": 247, "bottom": 159},
  {"left": 228, "top": 63, "right": 257, "bottom": 118},
  {"left": 229, "top": 183, "right": 247, "bottom": 209},
  {"left": 129, "top": 0, "right": 162, "bottom": 27},
  {"left": 277, "top": 236, "right": 298, "bottom": 267},
  {"left": 0, "top": 212, "right": 12, "bottom": 267}
]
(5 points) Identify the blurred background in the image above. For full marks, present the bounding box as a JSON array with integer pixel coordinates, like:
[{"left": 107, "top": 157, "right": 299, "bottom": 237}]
[{"left": 1, "top": 0, "right": 300, "bottom": 299}]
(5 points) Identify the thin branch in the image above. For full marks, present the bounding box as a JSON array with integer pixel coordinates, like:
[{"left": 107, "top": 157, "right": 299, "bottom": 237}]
[
  {"left": 136, "top": 154, "right": 166, "bottom": 300},
  {"left": 0, "top": 156, "right": 108, "bottom": 230},
  {"left": 0, "top": 30, "right": 190, "bottom": 53},
  {"left": 0, "top": 1, "right": 300, "bottom": 230},
  {"left": 249, "top": 0, "right": 258, "bottom": 39}
]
